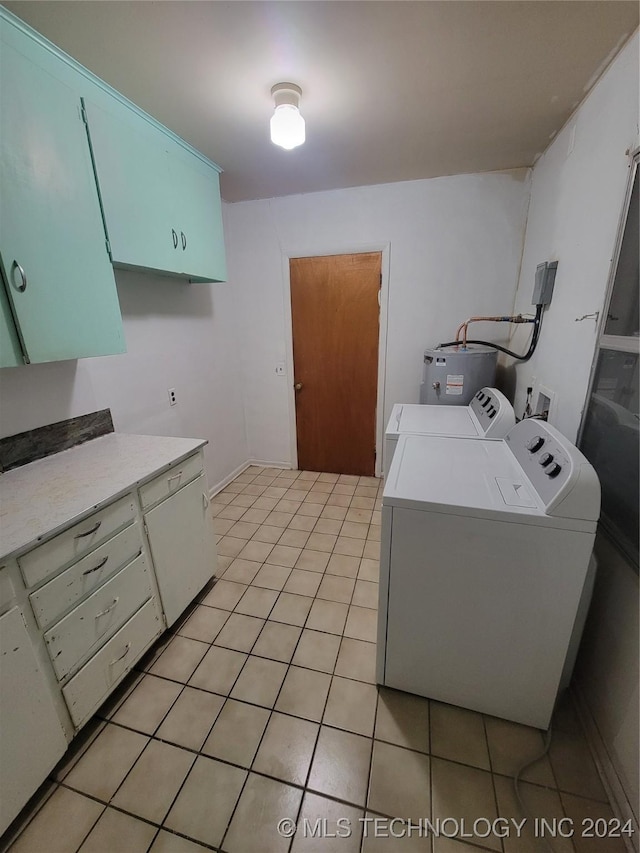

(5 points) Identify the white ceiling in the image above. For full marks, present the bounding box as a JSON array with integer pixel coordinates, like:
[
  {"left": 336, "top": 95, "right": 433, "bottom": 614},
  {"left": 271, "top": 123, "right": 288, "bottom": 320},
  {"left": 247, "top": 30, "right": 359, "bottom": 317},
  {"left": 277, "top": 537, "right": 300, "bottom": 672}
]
[{"left": 5, "top": 1, "right": 638, "bottom": 202}]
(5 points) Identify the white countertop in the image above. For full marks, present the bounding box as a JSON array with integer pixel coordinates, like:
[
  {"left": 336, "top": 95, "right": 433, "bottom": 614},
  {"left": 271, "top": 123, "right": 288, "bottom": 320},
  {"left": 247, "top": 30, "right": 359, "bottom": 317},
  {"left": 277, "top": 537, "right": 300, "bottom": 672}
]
[{"left": 0, "top": 433, "right": 206, "bottom": 561}]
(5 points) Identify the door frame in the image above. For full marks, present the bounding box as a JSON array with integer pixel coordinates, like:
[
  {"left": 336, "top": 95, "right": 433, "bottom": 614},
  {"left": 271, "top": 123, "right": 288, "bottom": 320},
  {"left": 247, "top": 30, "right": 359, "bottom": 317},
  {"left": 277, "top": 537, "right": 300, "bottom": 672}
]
[{"left": 280, "top": 242, "right": 390, "bottom": 477}]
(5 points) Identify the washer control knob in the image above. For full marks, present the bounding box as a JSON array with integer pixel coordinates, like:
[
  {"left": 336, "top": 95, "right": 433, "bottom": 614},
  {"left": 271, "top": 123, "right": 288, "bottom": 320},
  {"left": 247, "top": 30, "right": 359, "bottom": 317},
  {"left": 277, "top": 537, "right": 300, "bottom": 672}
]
[
  {"left": 527, "top": 436, "right": 545, "bottom": 453},
  {"left": 539, "top": 452, "right": 554, "bottom": 467},
  {"left": 546, "top": 463, "right": 562, "bottom": 478}
]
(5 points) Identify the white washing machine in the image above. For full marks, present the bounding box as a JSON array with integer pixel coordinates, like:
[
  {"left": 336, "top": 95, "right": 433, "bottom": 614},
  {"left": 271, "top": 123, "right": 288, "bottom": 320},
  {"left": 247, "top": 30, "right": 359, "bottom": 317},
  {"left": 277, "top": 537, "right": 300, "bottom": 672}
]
[
  {"left": 384, "top": 387, "right": 515, "bottom": 477},
  {"left": 377, "top": 418, "right": 600, "bottom": 729}
]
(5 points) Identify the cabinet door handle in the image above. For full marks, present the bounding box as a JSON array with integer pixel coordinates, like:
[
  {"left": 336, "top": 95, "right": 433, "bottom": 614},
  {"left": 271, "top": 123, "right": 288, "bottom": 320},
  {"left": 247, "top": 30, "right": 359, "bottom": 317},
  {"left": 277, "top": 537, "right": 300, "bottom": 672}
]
[
  {"left": 11, "top": 260, "right": 27, "bottom": 292},
  {"left": 202, "top": 492, "right": 210, "bottom": 509},
  {"left": 95, "top": 597, "right": 119, "bottom": 619},
  {"left": 74, "top": 521, "right": 102, "bottom": 539},
  {"left": 109, "top": 642, "right": 131, "bottom": 666},
  {"left": 181, "top": 231, "right": 187, "bottom": 251},
  {"left": 172, "top": 229, "right": 178, "bottom": 249},
  {"left": 83, "top": 555, "right": 109, "bottom": 576}
]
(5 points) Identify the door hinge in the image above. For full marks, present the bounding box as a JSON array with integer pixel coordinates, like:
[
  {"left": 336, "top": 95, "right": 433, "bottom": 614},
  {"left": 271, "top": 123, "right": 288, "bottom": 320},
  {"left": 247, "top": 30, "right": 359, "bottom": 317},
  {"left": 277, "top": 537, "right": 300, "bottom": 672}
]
[
  {"left": 143, "top": 519, "right": 149, "bottom": 537},
  {"left": 105, "top": 238, "right": 112, "bottom": 258},
  {"left": 80, "top": 103, "right": 88, "bottom": 125}
]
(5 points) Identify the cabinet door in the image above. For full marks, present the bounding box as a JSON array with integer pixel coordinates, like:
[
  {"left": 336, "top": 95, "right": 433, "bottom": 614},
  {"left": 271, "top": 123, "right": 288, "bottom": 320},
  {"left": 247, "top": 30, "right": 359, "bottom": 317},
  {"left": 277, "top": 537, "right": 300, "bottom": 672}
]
[
  {"left": 0, "top": 39, "right": 125, "bottom": 364},
  {"left": 170, "top": 154, "right": 227, "bottom": 283},
  {"left": 84, "top": 100, "right": 226, "bottom": 283},
  {"left": 144, "top": 474, "right": 217, "bottom": 626},
  {"left": 0, "top": 607, "right": 68, "bottom": 834},
  {"left": 0, "top": 277, "right": 22, "bottom": 367},
  {"left": 83, "top": 99, "right": 177, "bottom": 276}
]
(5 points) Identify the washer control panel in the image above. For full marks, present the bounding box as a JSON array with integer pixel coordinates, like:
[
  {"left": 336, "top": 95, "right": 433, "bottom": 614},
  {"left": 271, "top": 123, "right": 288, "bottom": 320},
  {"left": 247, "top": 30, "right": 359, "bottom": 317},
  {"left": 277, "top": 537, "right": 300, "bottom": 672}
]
[
  {"left": 469, "top": 388, "right": 516, "bottom": 437},
  {"left": 505, "top": 419, "right": 600, "bottom": 519}
]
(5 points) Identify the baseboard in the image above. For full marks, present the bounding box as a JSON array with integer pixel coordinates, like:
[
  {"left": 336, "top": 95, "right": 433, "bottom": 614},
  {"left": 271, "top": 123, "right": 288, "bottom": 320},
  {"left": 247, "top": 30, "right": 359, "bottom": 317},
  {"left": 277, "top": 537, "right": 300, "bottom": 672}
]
[
  {"left": 208, "top": 460, "right": 252, "bottom": 498},
  {"left": 247, "top": 458, "right": 293, "bottom": 470},
  {"left": 208, "top": 458, "right": 294, "bottom": 498},
  {"left": 571, "top": 681, "right": 639, "bottom": 853}
]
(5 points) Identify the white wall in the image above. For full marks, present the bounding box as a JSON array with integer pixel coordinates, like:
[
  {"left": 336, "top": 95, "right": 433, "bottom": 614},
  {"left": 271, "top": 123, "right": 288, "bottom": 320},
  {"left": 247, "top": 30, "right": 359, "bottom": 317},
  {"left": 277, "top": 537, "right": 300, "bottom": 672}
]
[
  {"left": 508, "top": 33, "right": 640, "bottom": 441},
  {"left": 225, "top": 170, "right": 531, "bottom": 467},
  {"left": 0, "top": 254, "right": 249, "bottom": 491},
  {"left": 506, "top": 32, "right": 639, "bottom": 827}
]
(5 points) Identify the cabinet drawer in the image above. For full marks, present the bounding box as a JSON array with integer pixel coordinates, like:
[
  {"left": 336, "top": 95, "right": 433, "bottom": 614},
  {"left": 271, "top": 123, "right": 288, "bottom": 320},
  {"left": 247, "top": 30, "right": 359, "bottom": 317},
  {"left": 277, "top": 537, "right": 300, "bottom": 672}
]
[
  {"left": 62, "top": 597, "right": 162, "bottom": 729},
  {"left": 139, "top": 452, "right": 203, "bottom": 510},
  {"left": 29, "top": 524, "right": 144, "bottom": 630},
  {"left": 45, "top": 554, "right": 153, "bottom": 681},
  {"left": 19, "top": 495, "right": 136, "bottom": 588}
]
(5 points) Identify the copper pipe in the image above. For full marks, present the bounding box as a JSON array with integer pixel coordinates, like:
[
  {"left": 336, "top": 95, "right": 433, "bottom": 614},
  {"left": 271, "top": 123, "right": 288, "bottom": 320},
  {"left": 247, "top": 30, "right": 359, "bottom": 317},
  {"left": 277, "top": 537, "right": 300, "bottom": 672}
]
[{"left": 454, "top": 314, "right": 532, "bottom": 347}]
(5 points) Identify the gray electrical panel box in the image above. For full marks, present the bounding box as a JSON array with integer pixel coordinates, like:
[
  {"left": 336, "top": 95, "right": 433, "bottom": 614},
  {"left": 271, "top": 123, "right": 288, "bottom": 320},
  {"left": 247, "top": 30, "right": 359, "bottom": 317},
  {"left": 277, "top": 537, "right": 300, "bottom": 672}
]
[{"left": 532, "top": 261, "right": 557, "bottom": 306}]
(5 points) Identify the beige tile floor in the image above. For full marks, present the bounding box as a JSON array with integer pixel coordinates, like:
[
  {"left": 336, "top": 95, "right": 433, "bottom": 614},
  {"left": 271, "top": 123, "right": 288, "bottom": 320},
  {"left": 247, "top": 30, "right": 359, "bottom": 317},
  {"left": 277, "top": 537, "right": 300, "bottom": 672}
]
[{"left": 5, "top": 467, "right": 626, "bottom": 853}]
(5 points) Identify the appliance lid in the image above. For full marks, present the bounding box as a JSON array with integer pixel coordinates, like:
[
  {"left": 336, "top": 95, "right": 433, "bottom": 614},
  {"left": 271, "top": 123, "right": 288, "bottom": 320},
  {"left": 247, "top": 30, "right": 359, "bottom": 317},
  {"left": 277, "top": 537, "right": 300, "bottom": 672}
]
[
  {"left": 387, "top": 404, "right": 479, "bottom": 438},
  {"left": 383, "top": 434, "right": 597, "bottom": 532}
]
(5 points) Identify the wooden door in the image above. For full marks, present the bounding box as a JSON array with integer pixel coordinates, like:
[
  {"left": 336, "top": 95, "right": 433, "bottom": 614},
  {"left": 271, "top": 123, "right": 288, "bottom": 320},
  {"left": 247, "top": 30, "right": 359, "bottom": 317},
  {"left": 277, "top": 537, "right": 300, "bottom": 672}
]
[{"left": 290, "top": 252, "right": 381, "bottom": 475}]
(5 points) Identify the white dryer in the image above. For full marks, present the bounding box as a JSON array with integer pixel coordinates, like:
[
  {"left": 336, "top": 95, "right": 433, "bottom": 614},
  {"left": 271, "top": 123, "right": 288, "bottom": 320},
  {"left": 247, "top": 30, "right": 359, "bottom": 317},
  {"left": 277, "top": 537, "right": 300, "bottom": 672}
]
[
  {"left": 377, "top": 418, "right": 600, "bottom": 729},
  {"left": 384, "top": 387, "right": 515, "bottom": 477}
]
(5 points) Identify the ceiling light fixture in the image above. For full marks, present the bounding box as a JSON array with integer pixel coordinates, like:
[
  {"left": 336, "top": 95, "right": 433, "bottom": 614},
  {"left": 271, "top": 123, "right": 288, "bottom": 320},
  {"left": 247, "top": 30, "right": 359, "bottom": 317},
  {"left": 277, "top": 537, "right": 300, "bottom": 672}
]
[{"left": 270, "top": 82, "right": 305, "bottom": 150}]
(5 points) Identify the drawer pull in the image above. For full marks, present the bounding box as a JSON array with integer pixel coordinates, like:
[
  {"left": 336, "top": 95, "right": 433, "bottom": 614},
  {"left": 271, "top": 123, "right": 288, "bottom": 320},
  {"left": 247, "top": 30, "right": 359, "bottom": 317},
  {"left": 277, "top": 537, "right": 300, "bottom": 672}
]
[
  {"left": 74, "top": 521, "right": 102, "bottom": 539},
  {"left": 95, "top": 597, "right": 119, "bottom": 619},
  {"left": 83, "top": 556, "right": 109, "bottom": 576},
  {"left": 109, "top": 642, "right": 131, "bottom": 666},
  {"left": 168, "top": 472, "right": 182, "bottom": 485}
]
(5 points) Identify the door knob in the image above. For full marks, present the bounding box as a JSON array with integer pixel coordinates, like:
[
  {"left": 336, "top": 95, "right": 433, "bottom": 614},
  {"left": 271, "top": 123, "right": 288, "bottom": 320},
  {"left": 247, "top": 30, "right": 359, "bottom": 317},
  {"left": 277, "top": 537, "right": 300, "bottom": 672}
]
[{"left": 294, "top": 382, "right": 303, "bottom": 391}]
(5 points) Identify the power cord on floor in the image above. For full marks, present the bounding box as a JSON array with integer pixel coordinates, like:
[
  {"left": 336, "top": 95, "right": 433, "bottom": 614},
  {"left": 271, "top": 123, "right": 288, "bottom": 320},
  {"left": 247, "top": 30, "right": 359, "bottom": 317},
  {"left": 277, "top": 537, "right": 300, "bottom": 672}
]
[{"left": 513, "top": 722, "right": 557, "bottom": 853}]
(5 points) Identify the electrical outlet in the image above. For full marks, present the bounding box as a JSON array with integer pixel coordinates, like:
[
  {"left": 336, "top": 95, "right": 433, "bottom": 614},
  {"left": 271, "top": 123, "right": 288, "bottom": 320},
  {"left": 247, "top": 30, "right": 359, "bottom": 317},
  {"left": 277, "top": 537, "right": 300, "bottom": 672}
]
[
  {"left": 535, "top": 385, "right": 555, "bottom": 422},
  {"left": 168, "top": 388, "right": 177, "bottom": 406},
  {"left": 275, "top": 363, "right": 286, "bottom": 376}
]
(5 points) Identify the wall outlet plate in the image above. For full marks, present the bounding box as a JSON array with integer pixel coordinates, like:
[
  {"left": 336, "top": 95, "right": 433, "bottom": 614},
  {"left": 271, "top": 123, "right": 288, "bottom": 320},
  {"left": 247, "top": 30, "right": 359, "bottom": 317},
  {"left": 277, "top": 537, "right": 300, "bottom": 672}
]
[
  {"left": 535, "top": 384, "right": 556, "bottom": 422},
  {"left": 168, "top": 388, "right": 177, "bottom": 406}
]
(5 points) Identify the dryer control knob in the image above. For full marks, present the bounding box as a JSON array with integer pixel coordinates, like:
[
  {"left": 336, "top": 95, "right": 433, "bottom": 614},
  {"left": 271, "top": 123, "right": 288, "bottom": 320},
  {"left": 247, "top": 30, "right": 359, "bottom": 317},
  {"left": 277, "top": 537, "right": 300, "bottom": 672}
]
[
  {"left": 539, "top": 452, "right": 554, "bottom": 466},
  {"left": 546, "top": 463, "right": 562, "bottom": 478},
  {"left": 527, "top": 436, "right": 545, "bottom": 453}
]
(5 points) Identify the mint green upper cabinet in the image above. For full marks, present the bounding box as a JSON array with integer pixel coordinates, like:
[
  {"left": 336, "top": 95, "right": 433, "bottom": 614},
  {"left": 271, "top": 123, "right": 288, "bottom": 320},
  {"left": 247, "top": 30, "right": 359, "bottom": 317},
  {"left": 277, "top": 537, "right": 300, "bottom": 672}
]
[
  {"left": 168, "top": 153, "right": 227, "bottom": 283},
  {"left": 0, "top": 280, "right": 22, "bottom": 368},
  {"left": 84, "top": 100, "right": 227, "bottom": 284},
  {"left": 83, "top": 100, "right": 176, "bottom": 276},
  {"left": 0, "top": 33, "right": 126, "bottom": 365}
]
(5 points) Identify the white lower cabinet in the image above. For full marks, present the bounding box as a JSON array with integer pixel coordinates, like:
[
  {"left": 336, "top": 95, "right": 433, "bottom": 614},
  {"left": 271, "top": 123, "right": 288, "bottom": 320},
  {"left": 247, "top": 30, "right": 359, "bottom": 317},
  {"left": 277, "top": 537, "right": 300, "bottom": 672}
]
[
  {"left": 144, "top": 472, "right": 217, "bottom": 626},
  {"left": 44, "top": 553, "right": 153, "bottom": 681},
  {"left": 62, "top": 598, "right": 162, "bottom": 728},
  {"left": 0, "top": 607, "right": 67, "bottom": 833},
  {"left": 0, "top": 443, "right": 216, "bottom": 833}
]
